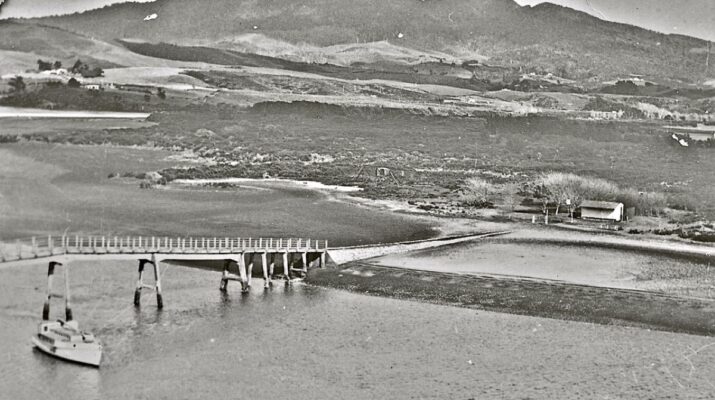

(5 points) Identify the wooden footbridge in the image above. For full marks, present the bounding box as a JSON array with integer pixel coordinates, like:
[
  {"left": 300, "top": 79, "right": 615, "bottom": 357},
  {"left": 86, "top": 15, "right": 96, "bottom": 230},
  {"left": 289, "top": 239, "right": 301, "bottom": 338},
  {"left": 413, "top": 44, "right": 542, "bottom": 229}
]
[{"left": 0, "top": 235, "right": 329, "bottom": 309}]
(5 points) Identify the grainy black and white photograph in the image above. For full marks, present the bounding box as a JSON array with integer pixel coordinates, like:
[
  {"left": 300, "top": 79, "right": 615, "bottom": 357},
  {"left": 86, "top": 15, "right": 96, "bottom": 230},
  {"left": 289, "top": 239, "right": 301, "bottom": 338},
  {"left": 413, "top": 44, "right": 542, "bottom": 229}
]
[{"left": 0, "top": 0, "right": 714, "bottom": 398}]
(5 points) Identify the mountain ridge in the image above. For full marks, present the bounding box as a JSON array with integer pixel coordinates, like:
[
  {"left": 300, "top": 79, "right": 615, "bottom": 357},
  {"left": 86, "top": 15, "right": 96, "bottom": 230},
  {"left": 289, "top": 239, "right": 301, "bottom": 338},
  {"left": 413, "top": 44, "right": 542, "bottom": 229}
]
[{"left": 14, "top": 0, "right": 714, "bottom": 83}]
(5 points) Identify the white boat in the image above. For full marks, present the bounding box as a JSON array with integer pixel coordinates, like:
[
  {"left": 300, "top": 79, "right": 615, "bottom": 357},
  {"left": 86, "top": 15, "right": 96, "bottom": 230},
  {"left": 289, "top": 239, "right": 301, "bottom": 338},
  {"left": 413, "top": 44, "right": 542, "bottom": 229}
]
[
  {"left": 32, "top": 261, "right": 103, "bottom": 367},
  {"left": 32, "top": 320, "right": 102, "bottom": 367}
]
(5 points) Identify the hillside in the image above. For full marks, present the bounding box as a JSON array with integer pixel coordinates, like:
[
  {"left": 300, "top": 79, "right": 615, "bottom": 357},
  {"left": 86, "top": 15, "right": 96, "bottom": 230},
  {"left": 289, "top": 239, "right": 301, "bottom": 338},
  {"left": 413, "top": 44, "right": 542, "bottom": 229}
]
[
  {"left": 0, "top": 20, "right": 210, "bottom": 75},
  {"left": 29, "top": 0, "right": 712, "bottom": 83}
]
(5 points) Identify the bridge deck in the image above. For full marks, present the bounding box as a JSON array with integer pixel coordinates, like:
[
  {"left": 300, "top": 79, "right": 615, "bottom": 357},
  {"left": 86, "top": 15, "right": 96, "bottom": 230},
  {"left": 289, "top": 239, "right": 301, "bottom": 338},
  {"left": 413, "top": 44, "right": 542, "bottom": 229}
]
[{"left": 0, "top": 235, "right": 328, "bottom": 264}]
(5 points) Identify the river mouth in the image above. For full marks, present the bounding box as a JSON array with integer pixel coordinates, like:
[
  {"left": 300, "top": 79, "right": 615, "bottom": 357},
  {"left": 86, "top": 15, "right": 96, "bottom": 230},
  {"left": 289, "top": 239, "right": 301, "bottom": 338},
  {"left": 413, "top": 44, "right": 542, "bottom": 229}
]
[
  {"left": 3, "top": 260, "right": 715, "bottom": 399},
  {"left": 0, "top": 142, "right": 437, "bottom": 246}
]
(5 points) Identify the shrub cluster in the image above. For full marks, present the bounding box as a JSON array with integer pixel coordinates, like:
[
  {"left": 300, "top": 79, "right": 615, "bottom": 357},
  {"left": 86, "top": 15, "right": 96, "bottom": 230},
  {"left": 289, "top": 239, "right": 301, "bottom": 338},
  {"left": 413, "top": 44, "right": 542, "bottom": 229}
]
[{"left": 535, "top": 172, "right": 669, "bottom": 216}]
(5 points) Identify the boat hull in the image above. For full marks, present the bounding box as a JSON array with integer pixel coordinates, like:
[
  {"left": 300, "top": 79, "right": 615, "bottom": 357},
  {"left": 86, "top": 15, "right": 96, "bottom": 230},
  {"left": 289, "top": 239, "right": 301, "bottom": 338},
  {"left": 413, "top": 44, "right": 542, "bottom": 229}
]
[{"left": 32, "top": 335, "right": 102, "bottom": 367}]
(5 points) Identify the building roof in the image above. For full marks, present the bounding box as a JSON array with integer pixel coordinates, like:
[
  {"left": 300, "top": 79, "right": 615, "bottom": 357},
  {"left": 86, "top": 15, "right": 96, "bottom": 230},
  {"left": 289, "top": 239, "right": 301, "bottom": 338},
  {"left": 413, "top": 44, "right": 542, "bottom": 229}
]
[{"left": 580, "top": 200, "right": 623, "bottom": 210}]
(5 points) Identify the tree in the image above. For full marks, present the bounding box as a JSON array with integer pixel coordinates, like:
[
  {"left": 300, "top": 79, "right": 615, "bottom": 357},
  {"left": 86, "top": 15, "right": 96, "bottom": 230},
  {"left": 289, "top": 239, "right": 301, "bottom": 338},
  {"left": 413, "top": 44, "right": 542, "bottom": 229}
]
[
  {"left": 53, "top": 61, "right": 62, "bottom": 70},
  {"left": 536, "top": 172, "right": 619, "bottom": 216},
  {"left": 37, "top": 59, "right": 52, "bottom": 71},
  {"left": 459, "top": 177, "right": 494, "bottom": 208},
  {"left": 8, "top": 76, "right": 25, "bottom": 92},
  {"left": 157, "top": 87, "right": 166, "bottom": 100},
  {"left": 70, "top": 59, "right": 85, "bottom": 74},
  {"left": 67, "top": 77, "right": 81, "bottom": 88}
]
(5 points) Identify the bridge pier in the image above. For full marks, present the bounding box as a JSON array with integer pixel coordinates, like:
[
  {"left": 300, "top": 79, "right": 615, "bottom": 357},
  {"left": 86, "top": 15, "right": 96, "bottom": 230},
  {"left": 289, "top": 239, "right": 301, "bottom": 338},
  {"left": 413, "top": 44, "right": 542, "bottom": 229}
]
[
  {"left": 246, "top": 254, "right": 254, "bottom": 289},
  {"left": 42, "top": 261, "right": 74, "bottom": 321},
  {"left": 261, "top": 252, "right": 271, "bottom": 289},
  {"left": 219, "top": 258, "right": 245, "bottom": 292},
  {"left": 269, "top": 253, "right": 276, "bottom": 281},
  {"left": 282, "top": 252, "right": 290, "bottom": 282},
  {"left": 301, "top": 252, "right": 308, "bottom": 277},
  {"left": 134, "top": 255, "right": 163, "bottom": 309},
  {"left": 237, "top": 255, "right": 249, "bottom": 293}
]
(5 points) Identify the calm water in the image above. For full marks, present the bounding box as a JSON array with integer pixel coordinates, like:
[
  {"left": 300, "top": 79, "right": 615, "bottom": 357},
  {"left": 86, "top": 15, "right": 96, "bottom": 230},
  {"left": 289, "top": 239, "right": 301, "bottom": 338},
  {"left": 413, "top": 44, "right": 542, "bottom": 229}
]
[
  {"left": 0, "top": 143, "right": 436, "bottom": 245},
  {"left": 2, "top": 260, "right": 715, "bottom": 399}
]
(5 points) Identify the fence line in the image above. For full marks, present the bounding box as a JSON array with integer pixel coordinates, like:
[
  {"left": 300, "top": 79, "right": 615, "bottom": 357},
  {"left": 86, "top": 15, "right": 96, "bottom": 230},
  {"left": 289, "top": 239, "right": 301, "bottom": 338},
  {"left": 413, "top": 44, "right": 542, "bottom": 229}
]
[{"left": 0, "top": 235, "right": 329, "bottom": 263}]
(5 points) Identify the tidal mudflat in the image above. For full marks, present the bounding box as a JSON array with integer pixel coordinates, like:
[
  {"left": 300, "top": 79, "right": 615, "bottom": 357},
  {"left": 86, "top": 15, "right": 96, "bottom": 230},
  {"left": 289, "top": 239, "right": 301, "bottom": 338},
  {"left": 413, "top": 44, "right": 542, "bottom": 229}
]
[{"left": 371, "top": 237, "right": 715, "bottom": 297}]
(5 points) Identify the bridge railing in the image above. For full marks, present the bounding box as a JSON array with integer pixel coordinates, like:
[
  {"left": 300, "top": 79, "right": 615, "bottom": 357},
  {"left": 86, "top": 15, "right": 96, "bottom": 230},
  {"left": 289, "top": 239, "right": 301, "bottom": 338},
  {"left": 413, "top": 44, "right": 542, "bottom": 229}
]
[{"left": 0, "top": 235, "right": 328, "bottom": 263}]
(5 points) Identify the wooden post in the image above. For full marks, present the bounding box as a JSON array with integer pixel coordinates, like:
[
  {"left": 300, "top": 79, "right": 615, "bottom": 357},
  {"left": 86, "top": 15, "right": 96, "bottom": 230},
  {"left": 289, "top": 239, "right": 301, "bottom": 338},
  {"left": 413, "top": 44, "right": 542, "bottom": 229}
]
[
  {"left": 42, "top": 261, "right": 60, "bottom": 320},
  {"left": 63, "top": 262, "right": 73, "bottom": 321},
  {"left": 134, "top": 259, "right": 148, "bottom": 306},
  {"left": 286, "top": 252, "right": 295, "bottom": 282},
  {"left": 320, "top": 252, "right": 326, "bottom": 269},
  {"left": 282, "top": 252, "right": 290, "bottom": 281},
  {"left": 31, "top": 237, "right": 37, "bottom": 256},
  {"left": 301, "top": 252, "right": 308, "bottom": 276},
  {"left": 220, "top": 259, "right": 230, "bottom": 291},
  {"left": 153, "top": 253, "right": 163, "bottom": 309},
  {"left": 246, "top": 254, "right": 254, "bottom": 288},
  {"left": 261, "top": 252, "right": 270, "bottom": 288},
  {"left": 269, "top": 253, "right": 276, "bottom": 280},
  {"left": 237, "top": 254, "right": 248, "bottom": 292}
]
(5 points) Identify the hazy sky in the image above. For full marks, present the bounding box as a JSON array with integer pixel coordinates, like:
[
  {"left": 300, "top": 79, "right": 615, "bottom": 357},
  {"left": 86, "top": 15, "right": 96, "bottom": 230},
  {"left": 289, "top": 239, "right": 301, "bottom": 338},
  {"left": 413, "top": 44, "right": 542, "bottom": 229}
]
[
  {"left": 0, "top": 0, "right": 154, "bottom": 18},
  {"left": 0, "top": 0, "right": 713, "bottom": 41}
]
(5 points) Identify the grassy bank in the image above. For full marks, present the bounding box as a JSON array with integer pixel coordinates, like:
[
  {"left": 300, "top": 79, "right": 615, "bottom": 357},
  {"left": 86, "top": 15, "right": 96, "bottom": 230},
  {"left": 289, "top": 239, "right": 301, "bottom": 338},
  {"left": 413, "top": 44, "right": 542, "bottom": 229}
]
[{"left": 308, "top": 262, "right": 715, "bottom": 336}]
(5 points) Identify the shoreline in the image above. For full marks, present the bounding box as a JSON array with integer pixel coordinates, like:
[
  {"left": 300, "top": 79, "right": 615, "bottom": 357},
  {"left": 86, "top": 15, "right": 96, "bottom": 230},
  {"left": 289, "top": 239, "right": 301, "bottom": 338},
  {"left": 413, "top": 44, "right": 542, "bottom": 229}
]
[{"left": 306, "top": 261, "right": 715, "bottom": 337}]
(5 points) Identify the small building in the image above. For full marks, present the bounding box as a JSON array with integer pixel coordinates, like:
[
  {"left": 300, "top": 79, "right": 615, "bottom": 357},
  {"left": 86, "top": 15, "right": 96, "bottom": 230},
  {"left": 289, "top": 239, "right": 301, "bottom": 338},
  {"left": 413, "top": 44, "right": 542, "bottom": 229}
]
[{"left": 580, "top": 201, "right": 624, "bottom": 222}]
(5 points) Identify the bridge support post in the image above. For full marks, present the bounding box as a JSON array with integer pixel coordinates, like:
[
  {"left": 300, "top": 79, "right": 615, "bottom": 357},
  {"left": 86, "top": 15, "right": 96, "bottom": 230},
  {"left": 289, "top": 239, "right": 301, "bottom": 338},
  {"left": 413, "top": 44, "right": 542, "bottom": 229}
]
[
  {"left": 283, "top": 252, "right": 290, "bottom": 282},
  {"left": 320, "top": 252, "right": 326, "bottom": 268},
  {"left": 134, "top": 255, "right": 163, "bottom": 309},
  {"left": 43, "top": 261, "right": 60, "bottom": 320},
  {"left": 63, "top": 262, "right": 73, "bottom": 321},
  {"left": 269, "top": 253, "right": 276, "bottom": 281},
  {"left": 134, "top": 259, "right": 147, "bottom": 306},
  {"left": 246, "top": 254, "right": 254, "bottom": 289},
  {"left": 153, "top": 254, "right": 163, "bottom": 309},
  {"left": 220, "top": 259, "right": 230, "bottom": 291},
  {"left": 301, "top": 252, "right": 308, "bottom": 277},
  {"left": 237, "top": 254, "right": 249, "bottom": 293},
  {"left": 261, "top": 252, "right": 270, "bottom": 289}
]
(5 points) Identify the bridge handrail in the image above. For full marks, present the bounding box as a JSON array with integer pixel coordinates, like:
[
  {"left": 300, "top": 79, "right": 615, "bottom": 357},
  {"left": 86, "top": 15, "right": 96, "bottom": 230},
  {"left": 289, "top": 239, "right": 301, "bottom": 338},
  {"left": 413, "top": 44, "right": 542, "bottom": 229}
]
[{"left": 0, "top": 235, "right": 328, "bottom": 263}]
